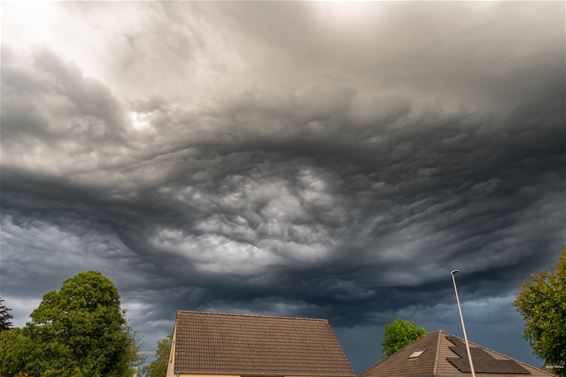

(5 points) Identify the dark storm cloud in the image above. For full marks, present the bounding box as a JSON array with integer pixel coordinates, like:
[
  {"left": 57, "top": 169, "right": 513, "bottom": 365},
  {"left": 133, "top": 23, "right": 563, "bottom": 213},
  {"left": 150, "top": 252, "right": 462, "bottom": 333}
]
[
  {"left": 1, "top": 1, "right": 564, "bottom": 371},
  {"left": 2, "top": 80, "right": 563, "bottom": 316}
]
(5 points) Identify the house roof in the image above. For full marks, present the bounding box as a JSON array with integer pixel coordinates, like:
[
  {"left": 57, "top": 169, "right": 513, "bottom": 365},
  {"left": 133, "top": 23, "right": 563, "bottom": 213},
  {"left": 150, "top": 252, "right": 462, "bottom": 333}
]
[
  {"left": 360, "top": 331, "right": 553, "bottom": 377},
  {"left": 172, "top": 310, "right": 355, "bottom": 376}
]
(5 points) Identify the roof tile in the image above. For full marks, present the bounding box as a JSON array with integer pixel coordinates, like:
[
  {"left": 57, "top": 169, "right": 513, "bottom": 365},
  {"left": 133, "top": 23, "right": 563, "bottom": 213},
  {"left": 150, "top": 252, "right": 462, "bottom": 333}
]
[
  {"left": 173, "top": 311, "right": 355, "bottom": 376},
  {"left": 360, "top": 331, "right": 553, "bottom": 377}
]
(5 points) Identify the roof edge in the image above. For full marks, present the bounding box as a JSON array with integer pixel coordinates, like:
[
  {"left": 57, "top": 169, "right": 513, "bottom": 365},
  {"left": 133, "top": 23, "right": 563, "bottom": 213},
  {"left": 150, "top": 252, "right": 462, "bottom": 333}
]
[
  {"left": 323, "top": 320, "right": 355, "bottom": 374},
  {"left": 174, "top": 371, "right": 356, "bottom": 377},
  {"left": 175, "top": 309, "right": 328, "bottom": 322}
]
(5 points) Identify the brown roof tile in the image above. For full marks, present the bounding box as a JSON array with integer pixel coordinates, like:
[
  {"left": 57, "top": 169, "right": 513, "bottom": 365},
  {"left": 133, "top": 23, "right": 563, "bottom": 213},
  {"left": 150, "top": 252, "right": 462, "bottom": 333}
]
[
  {"left": 172, "top": 310, "right": 355, "bottom": 376},
  {"left": 360, "top": 331, "right": 553, "bottom": 377},
  {"left": 359, "top": 331, "right": 440, "bottom": 377}
]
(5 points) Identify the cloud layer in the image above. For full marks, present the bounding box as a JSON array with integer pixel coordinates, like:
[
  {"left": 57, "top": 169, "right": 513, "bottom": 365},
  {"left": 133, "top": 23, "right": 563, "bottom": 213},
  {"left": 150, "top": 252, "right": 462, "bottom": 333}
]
[{"left": 1, "top": 1, "right": 564, "bottom": 371}]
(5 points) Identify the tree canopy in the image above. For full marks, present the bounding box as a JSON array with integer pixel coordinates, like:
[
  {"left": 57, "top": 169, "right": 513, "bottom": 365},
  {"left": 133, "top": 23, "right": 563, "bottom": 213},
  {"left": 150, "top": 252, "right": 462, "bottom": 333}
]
[
  {"left": 514, "top": 249, "right": 566, "bottom": 376},
  {"left": 0, "top": 271, "right": 139, "bottom": 377},
  {"left": 141, "top": 336, "right": 172, "bottom": 377},
  {"left": 382, "top": 319, "right": 426, "bottom": 357}
]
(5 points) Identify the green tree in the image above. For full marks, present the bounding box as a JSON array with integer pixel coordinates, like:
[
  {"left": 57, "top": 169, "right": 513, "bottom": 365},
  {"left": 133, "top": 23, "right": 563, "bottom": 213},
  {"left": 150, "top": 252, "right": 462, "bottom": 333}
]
[
  {"left": 141, "top": 336, "right": 172, "bottom": 377},
  {"left": 382, "top": 319, "right": 426, "bottom": 357},
  {"left": 0, "top": 298, "right": 13, "bottom": 331},
  {"left": 0, "top": 328, "right": 34, "bottom": 375},
  {"left": 514, "top": 249, "right": 566, "bottom": 376},
  {"left": 0, "top": 271, "right": 139, "bottom": 377}
]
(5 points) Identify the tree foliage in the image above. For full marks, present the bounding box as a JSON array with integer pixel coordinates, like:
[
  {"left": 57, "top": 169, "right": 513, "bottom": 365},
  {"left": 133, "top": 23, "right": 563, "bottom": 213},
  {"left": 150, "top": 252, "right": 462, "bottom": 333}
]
[
  {"left": 514, "top": 249, "right": 566, "bottom": 376},
  {"left": 382, "top": 319, "right": 426, "bottom": 357},
  {"left": 0, "top": 271, "right": 139, "bottom": 377},
  {"left": 0, "top": 298, "right": 13, "bottom": 331},
  {"left": 0, "top": 328, "right": 38, "bottom": 374},
  {"left": 141, "top": 336, "right": 172, "bottom": 377}
]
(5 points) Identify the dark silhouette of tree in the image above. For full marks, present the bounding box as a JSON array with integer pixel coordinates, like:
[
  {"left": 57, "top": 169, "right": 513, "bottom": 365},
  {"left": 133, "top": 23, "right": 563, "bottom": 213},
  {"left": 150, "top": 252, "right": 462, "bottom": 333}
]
[{"left": 0, "top": 298, "right": 13, "bottom": 331}]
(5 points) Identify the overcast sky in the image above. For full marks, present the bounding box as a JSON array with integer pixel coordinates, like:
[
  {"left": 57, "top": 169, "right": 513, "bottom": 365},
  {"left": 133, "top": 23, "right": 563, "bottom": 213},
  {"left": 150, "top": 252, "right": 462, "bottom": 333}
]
[{"left": 1, "top": 1, "right": 564, "bottom": 372}]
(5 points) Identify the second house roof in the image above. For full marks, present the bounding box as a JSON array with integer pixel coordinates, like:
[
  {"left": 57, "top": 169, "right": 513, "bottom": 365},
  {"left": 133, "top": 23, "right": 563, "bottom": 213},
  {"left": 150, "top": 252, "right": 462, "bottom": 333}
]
[{"left": 360, "top": 330, "right": 553, "bottom": 377}]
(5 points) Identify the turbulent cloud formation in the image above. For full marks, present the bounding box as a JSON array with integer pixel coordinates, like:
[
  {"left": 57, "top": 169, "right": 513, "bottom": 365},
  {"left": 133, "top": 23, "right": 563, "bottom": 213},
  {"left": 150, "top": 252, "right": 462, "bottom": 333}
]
[{"left": 1, "top": 1, "right": 564, "bottom": 371}]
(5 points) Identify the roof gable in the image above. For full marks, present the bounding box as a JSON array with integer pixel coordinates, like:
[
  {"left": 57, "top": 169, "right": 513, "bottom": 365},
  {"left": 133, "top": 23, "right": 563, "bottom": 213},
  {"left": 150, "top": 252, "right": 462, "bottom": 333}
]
[{"left": 172, "top": 310, "right": 355, "bottom": 376}]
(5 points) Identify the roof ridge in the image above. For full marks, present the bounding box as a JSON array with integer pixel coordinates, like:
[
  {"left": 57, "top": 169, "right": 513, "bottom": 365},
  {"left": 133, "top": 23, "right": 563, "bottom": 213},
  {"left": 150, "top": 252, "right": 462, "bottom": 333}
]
[
  {"left": 433, "top": 330, "right": 443, "bottom": 376},
  {"left": 176, "top": 309, "right": 328, "bottom": 321},
  {"left": 442, "top": 332, "right": 554, "bottom": 376},
  {"left": 178, "top": 372, "right": 355, "bottom": 377}
]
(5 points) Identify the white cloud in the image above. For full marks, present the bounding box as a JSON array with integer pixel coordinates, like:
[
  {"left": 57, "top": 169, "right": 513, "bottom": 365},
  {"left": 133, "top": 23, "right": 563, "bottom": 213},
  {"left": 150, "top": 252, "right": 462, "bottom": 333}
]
[{"left": 1, "top": 296, "right": 40, "bottom": 327}]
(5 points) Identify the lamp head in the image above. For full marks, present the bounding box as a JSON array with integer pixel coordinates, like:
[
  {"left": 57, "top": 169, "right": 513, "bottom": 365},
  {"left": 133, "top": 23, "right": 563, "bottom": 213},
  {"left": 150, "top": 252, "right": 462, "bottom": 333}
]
[{"left": 450, "top": 269, "right": 460, "bottom": 276}]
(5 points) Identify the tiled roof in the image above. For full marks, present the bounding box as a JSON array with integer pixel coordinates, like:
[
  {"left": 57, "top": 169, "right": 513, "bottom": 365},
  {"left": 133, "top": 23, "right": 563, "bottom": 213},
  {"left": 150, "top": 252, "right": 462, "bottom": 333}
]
[
  {"left": 360, "top": 331, "right": 553, "bottom": 377},
  {"left": 172, "top": 310, "right": 355, "bottom": 376}
]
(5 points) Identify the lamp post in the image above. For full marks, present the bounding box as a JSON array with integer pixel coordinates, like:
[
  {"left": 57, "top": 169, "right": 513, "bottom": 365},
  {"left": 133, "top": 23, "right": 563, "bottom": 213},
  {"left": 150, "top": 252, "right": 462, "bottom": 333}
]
[{"left": 451, "top": 270, "right": 476, "bottom": 377}]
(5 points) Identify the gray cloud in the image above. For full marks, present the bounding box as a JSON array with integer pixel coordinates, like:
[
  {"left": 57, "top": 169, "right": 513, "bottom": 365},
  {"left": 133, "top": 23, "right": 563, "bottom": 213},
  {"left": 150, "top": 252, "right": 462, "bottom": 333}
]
[{"left": 1, "top": 1, "right": 564, "bottom": 372}]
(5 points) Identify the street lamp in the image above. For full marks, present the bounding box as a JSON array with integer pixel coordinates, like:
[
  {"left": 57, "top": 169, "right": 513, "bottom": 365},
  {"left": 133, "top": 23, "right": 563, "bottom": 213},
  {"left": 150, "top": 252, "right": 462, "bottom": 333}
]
[{"left": 451, "top": 269, "right": 476, "bottom": 377}]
